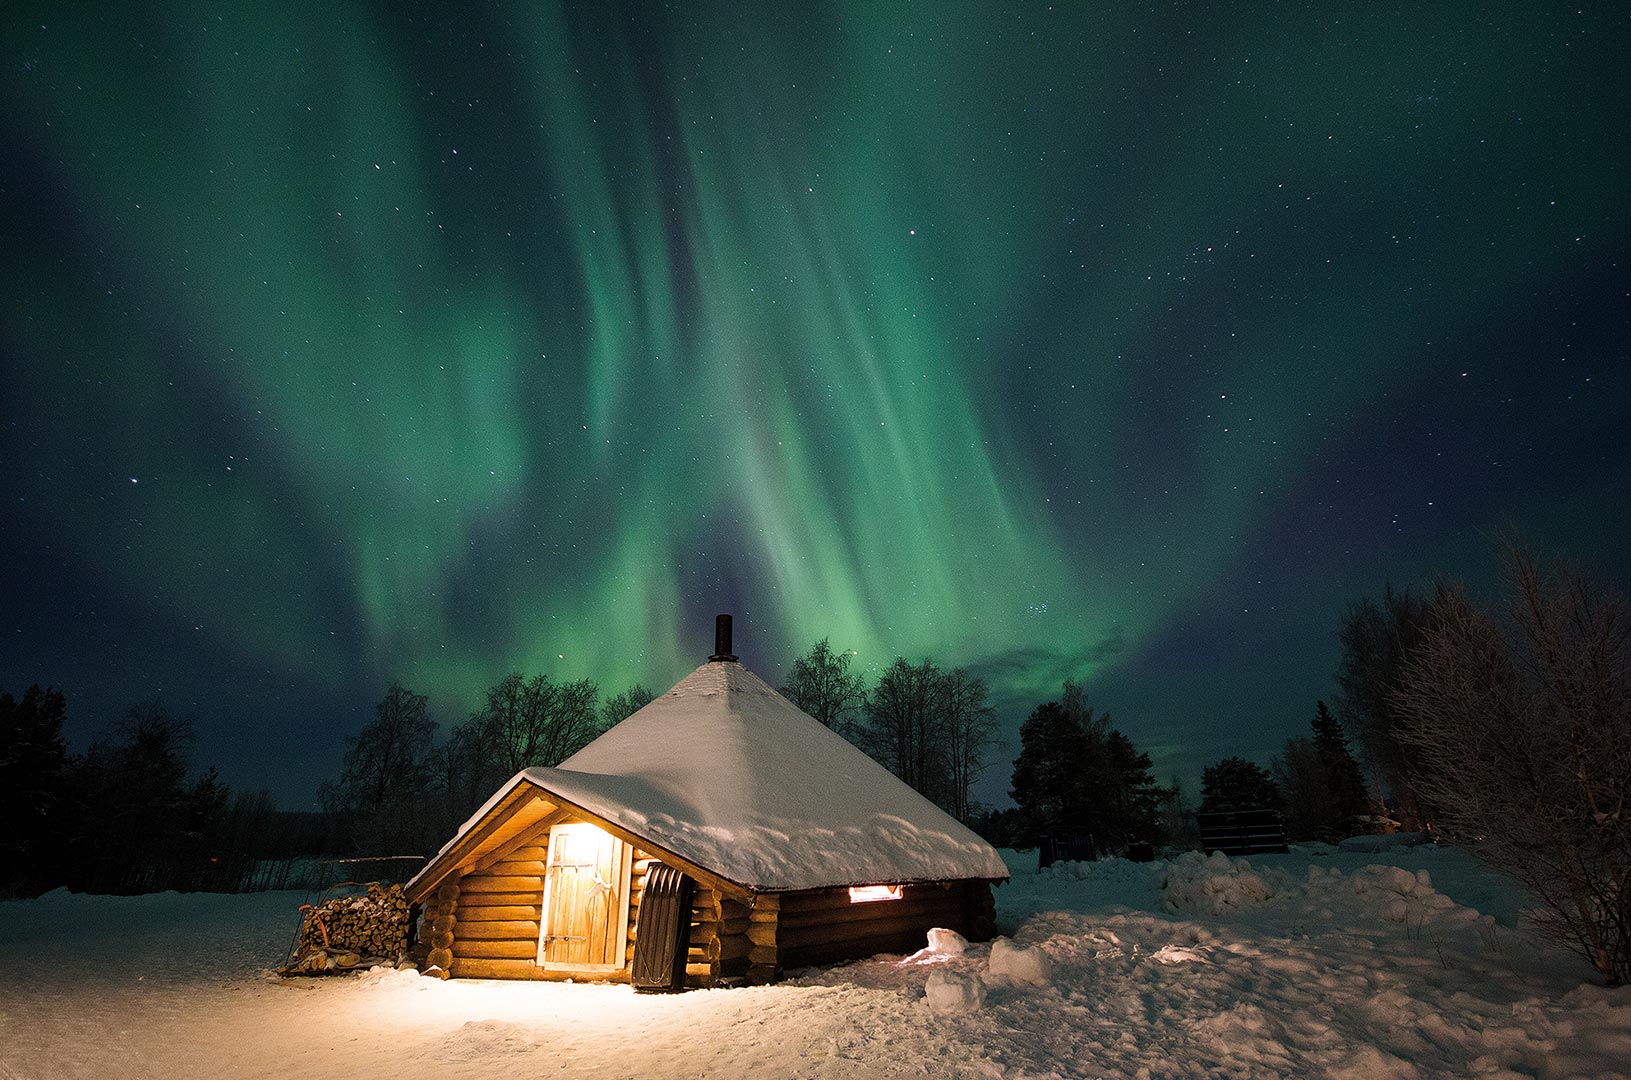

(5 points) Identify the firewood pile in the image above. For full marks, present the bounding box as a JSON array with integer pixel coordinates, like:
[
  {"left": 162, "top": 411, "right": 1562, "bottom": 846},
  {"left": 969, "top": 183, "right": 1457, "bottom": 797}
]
[{"left": 280, "top": 882, "right": 415, "bottom": 976}]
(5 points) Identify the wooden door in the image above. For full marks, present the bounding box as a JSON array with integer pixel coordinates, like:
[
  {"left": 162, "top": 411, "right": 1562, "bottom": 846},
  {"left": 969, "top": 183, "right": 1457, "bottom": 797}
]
[{"left": 538, "top": 822, "right": 631, "bottom": 972}]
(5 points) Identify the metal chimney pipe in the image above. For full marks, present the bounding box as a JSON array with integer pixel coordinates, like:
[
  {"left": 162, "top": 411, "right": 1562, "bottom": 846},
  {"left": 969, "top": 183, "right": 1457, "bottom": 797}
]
[{"left": 709, "top": 613, "right": 737, "bottom": 662}]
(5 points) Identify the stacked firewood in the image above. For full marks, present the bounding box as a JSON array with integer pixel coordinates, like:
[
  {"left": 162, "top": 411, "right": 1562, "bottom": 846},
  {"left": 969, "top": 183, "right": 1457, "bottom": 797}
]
[{"left": 281, "top": 883, "right": 415, "bottom": 975}]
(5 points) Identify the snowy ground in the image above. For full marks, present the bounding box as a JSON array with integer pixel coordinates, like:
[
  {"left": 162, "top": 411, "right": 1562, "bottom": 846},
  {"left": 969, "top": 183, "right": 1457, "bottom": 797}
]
[{"left": 3, "top": 845, "right": 1628, "bottom": 1080}]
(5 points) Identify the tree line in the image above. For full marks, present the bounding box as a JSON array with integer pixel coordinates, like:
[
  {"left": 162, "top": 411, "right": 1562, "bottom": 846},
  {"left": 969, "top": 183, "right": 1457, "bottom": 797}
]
[
  {"left": 778, "top": 641, "right": 996, "bottom": 822},
  {"left": 317, "top": 672, "right": 656, "bottom": 861},
  {"left": 1191, "top": 700, "right": 1372, "bottom": 843},
  {"left": 5, "top": 543, "right": 1624, "bottom": 985},
  {"left": 779, "top": 643, "right": 1173, "bottom": 854},
  {"left": 0, "top": 691, "right": 344, "bottom": 897},
  {"left": 1191, "top": 546, "right": 1629, "bottom": 986}
]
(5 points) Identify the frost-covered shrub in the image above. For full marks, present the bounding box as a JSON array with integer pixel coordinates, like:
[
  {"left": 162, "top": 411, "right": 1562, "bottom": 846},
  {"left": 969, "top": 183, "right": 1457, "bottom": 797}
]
[{"left": 1395, "top": 552, "right": 1631, "bottom": 985}]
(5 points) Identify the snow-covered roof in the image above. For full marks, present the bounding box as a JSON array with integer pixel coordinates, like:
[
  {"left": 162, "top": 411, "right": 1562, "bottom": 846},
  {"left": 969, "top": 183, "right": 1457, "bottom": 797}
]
[{"left": 427, "top": 660, "right": 1008, "bottom": 893}]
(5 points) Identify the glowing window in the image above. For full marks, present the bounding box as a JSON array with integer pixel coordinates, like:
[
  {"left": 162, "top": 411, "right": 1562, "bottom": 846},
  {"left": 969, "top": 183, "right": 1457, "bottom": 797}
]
[{"left": 848, "top": 884, "right": 904, "bottom": 903}]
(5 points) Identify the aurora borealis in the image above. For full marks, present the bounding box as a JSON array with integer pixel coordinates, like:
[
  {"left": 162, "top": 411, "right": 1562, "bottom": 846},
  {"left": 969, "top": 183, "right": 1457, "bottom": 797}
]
[{"left": 2, "top": 3, "right": 1626, "bottom": 807}]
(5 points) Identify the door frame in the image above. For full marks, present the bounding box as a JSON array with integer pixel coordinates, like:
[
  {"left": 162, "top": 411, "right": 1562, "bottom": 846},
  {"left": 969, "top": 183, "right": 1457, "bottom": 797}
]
[{"left": 536, "top": 821, "right": 633, "bottom": 973}]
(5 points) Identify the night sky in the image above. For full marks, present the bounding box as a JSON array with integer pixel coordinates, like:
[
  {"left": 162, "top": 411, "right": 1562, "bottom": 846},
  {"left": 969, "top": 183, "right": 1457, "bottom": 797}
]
[{"left": 3, "top": 3, "right": 1626, "bottom": 810}]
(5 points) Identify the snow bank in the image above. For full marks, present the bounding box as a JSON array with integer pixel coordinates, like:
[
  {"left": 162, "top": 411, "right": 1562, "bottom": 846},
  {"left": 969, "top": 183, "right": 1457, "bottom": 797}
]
[
  {"left": 924, "top": 968, "right": 986, "bottom": 1015},
  {"left": 987, "top": 937, "right": 1053, "bottom": 986},
  {"left": 1338, "top": 831, "right": 1433, "bottom": 853},
  {"left": 5, "top": 845, "right": 1627, "bottom": 1080},
  {"left": 1161, "top": 851, "right": 1280, "bottom": 915},
  {"left": 927, "top": 927, "right": 968, "bottom": 956}
]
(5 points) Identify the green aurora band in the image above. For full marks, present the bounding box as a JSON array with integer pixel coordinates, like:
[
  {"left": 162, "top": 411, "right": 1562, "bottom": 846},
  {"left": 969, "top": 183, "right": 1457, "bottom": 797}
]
[{"left": 3, "top": 3, "right": 1626, "bottom": 799}]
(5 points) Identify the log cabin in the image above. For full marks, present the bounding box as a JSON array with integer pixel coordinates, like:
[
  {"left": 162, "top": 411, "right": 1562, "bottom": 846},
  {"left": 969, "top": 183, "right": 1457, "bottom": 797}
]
[{"left": 404, "top": 616, "right": 1007, "bottom": 988}]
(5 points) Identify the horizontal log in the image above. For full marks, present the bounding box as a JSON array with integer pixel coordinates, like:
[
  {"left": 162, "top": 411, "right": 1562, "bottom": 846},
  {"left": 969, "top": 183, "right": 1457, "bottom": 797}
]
[
  {"left": 748, "top": 908, "right": 780, "bottom": 924},
  {"left": 745, "top": 923, "right": 777, "bottom": 948},
  {"left": 684, "top": 961, "right": 714, "bottom": 979},
  {"left": 449, "top": 957, "right": 550, "bottom": 981},
  {"left": 455, "top": 920, "right": 539, "bottom": 941},
  {"left": 690, "top": 916, "right": 750, "bottom": 946},
  {"left": 781, "top": 927, "right": 931, "bottom": 968},
  {"left": 489, "top": 860, "right": 547, "bottom": 877},
  {"left": 718, "top": 935, "right": 753, "bottom": 963},
  {"left": 722, "top": 898, "right": 752, "bottom": 920},
  {"left": 429, "top": 930, "right": 454, "bottom": 950},
  {"left": 437, "top": 883, "right": 460, "bottom": 903},
  {"left": 719, "top": 952, "right": 751, "bottom": 978},
  {"left": 454, "top": 939, "right": 538, "bottom": 960},
  {"left": 777, "top": 889, "right": 851, "bottom": 913},
  {"left": 504, "top": 846, "right": 548, "bottom": 863},
  {"left": 427, "top": 948, "right": 453, "bottom": 969},
  {"left": 431, "top": 899, "right": 457, "bottom": 918},
  {"left": 460, "top": 875, "right": 544, "bottom": 894},
  {"left": 451, "top": 905, "right": 538, "bottom": 922},
  {"left": 748, "top": 945, "right": 777, "bottom": 966},
  {"left": 430, "top": 915, "right": 456, "bottom": 934},
  {"left": 780, "top": 897, "right": 964, "bottom": 933},
  {"left": 456, "top": 892, "right": 541, "bottom": 908},
  {"left": 779, "top": 910, "right": 961, "bottom": 952}
]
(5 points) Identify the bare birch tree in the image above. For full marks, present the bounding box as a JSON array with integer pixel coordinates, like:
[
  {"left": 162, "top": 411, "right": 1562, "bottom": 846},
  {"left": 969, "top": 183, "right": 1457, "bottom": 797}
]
[
  {"left": 1394, "top": 552, "right": 1630, "bottom": 985},
  {"left": 476, "top": 672, "right": 602, "bottom": 777},
  {"left": 940, "top": 667, "right": 996, "bottom": 822},
  {"left": 780, "top": 638, "right": 867, "bottom": 737}
]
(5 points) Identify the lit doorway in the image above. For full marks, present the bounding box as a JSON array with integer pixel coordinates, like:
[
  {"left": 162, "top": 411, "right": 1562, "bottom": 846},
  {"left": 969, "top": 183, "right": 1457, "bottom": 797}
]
[{"left": 537, "top": 822, "right": 631, "bottom": 972}]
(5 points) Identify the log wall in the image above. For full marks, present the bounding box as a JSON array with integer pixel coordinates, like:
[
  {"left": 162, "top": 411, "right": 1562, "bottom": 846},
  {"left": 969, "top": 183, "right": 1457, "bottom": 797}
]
[
  {"left": 428, "top": 817, "right": 1001, "bottom": 988},
  {"left": 438, "top": 836, "right": 741, "bottom": 988},
  {"left": 442, "top": 820, "right": 645, "bottom": 983},
  {"left": 447, "top": 842, "right": 552, "bottom": 981},
  {"left": 774, "top": 881, "right": 996, "bottom": 972}
]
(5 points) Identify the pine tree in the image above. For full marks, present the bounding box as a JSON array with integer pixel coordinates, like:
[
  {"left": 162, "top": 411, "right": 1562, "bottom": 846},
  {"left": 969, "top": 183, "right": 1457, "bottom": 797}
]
[
  {"left": 1010, "top": 682, "right": 1167, "bottom": 850},
  {"left": 1102, "top": 729, "right": 1167, "bottom": 845},
  {"left": 1010, "top": 700, "right": 1088, "bottom": 837},
  {"left": 1199, "top": 757, "right": 1280, "bottom": 813},
  {"left": 1310, "top": 700, "right": 1371, "bottom": 836},
  {"left": 0, "top": 685, "right": 72, "bottom": 894}
]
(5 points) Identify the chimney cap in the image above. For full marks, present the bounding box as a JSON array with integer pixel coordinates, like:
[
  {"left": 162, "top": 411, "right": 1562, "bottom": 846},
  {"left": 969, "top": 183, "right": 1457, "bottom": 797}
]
[{"left": 709, "top": 613, "right": 738, "bottom": 662}]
